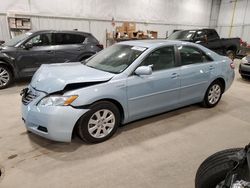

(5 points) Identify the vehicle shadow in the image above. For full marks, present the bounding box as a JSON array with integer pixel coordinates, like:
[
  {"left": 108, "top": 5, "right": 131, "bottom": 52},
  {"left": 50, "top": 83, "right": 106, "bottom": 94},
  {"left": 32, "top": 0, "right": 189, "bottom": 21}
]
[
  {"left": 26, "top": 97, "right": 238, "bottom": 162},
  {"left": 236, "top": 77, "right": 250, "bottom": 84}
]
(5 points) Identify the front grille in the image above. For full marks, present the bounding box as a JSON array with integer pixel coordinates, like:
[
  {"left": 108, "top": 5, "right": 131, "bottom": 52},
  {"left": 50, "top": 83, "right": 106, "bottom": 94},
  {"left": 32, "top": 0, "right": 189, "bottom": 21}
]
[{"left": 22, "top": 90, "right": 38, "bottom": 105}]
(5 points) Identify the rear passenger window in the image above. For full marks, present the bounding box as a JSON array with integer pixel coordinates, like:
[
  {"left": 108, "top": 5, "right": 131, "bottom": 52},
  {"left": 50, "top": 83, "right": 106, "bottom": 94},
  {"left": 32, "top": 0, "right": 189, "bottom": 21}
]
[
  {"left": 178, "top": 46, "right": 212, "bottom": 65},
  {"left": 54, "top": 33, "right": 85, "bottom": 45},
  {"left": 140, "top": 46, "right": 176, "bottom": 71}
]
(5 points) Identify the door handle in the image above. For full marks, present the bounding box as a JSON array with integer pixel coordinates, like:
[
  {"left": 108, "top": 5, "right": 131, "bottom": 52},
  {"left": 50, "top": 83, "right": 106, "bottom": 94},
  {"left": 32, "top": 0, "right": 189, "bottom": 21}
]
[
  {"left": 209, "top": 66, "right": 215, "bottom": 70},
  {"left": 171, "top": 73, "right": 179, "bottom": 79}
]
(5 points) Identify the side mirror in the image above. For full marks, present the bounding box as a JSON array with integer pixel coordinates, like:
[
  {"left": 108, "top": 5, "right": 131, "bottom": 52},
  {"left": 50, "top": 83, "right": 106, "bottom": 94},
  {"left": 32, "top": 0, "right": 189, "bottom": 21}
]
[
  {"left": 24, "top": 42, "right": 33, "bottom": 50},
  {"left": 134, "top": 66, "right": 152, "bottom": 76}
]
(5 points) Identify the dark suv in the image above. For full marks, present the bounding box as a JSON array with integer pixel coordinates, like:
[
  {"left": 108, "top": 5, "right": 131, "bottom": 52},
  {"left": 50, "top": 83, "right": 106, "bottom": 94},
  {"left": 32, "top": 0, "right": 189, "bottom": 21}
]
[{"left": 0, "top": 30, "right": 103, "bottom": 89}]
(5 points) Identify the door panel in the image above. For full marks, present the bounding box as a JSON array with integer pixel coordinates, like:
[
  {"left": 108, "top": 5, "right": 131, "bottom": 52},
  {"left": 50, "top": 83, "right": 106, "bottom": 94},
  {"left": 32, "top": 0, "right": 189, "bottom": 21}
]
[
  {"left": 127, "top": 68, "right": 181, "bottom": 121},
  {"left": 126, "top": 46, "right": 180, "bottom": 121},
  {"left": 53, "top": 33, "right": 86, "bottom": 62},
  {"left": 178, "top": 45, "right": 214, "bottom": 104},
  {"left": 179, "top": 63, "right": 212, "bottom": 103},
  {"left": 16, "top": 33, "right": 55, "bottom": 77}
]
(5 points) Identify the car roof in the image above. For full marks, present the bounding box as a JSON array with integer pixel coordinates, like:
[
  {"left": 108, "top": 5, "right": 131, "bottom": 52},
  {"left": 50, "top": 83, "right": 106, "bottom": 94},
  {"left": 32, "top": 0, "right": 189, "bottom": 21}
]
[
  {"left": 119, "top": 40, "right": 196, "bottom": 48},
  {"left": 29, "top": 30, "right": 91, "bottom": 35}
]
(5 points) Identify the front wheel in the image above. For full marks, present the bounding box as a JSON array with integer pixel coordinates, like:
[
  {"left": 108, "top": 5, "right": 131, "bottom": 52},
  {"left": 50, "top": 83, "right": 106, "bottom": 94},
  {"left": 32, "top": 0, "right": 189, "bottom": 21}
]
[
  {"left": 77, "top": 101, "right": 120, "bottom": 143},
  {"left": 195, "top": 148, "right": 242, "bottom": 188},
  {"left": 202, "top": 81, "right": 223, "bottom": 108},
  {"left": 0, "top": 65, "right": 13, "bottom": 89}
]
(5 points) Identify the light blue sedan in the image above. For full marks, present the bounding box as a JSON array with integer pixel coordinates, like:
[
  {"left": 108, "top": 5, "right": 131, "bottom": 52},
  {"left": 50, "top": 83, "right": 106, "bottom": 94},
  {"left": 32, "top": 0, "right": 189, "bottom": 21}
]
[{"left": 21, "top": 40, "right": 235, "bottom": 143}]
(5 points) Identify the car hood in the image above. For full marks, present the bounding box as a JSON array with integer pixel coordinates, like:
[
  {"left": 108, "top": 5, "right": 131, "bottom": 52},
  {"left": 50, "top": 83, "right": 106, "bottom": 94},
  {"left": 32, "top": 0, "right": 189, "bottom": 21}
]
[{"left": 31, "top": 62, "right": 114, "bottom": 93}]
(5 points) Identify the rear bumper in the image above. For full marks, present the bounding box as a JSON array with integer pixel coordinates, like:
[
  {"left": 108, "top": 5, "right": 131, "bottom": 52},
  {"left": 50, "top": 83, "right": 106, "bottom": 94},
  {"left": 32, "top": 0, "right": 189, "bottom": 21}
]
[{"left": 239, "top": 63, "right": 250, "bottom": 77}]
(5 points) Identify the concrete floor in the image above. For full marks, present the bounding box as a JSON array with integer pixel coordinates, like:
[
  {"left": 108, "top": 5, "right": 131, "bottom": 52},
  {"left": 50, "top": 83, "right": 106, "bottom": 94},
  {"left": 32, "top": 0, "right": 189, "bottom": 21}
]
[{"left": 0, "top": 60, "right": 250, "bottom": 188}]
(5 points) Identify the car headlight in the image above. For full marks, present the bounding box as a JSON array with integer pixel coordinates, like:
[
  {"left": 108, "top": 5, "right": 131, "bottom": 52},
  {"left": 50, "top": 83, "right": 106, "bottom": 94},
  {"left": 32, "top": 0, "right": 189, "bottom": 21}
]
[{"left": 38, "top": 95, "right": 78, "bottom": 106}]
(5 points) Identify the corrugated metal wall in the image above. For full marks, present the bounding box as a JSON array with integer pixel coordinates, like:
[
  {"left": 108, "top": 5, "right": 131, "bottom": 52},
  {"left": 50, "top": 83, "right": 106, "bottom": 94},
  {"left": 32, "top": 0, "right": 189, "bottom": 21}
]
[
  {"left": 217, "top": 0, "right": 250, "bottom": 42},
  {"left": 0, "top": 0, "right": 213, "bottom": 45},
  {"left": 0, "top": 14, "right": 9, "bottom": 41}
]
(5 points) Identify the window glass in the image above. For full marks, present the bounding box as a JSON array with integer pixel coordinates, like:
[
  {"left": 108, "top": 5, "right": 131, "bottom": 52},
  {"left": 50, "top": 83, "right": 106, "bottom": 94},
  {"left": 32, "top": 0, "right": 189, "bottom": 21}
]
[
  {"left": 195, "top": 30, "right": 206, "bottom": 39},
  {"left": 140, "top": 46, "right": 176, "bottom": 71},
  {"left": 85, "top": 45, "right": 146, "bottom": 74},
  {"left": 168, "top": 30, "right": 196, "bottom": 40},
  {"left": 206, "top": 30, "right": 219, "bottom": 40},
  {"left": 26, "top": 33, "right": 52, "bottom": 46},
  {"left": 54, "top": 33, "right": 85, "bottom": 45},
  {"left": 178, "top": 46, "right": 212, "bottom": 65}
]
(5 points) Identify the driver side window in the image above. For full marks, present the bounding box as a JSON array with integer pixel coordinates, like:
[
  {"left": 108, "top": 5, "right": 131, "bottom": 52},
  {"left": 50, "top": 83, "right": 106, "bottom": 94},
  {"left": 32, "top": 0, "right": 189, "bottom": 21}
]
[
  {"left": 26, "top": 33, "right": 52, "bottom": 47},
  {"left": 140, "top": 46, "right": 176, "bottom": 72}
]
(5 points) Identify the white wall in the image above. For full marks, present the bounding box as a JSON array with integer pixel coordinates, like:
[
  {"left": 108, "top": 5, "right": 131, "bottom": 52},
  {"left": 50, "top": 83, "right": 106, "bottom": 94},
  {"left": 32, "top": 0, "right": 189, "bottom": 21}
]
[
  {"left": 0, "top": 0, "right": 213, "bottom": 45},
  {"left": 217, "top": 0, "right": 250, "bottom": 43}
]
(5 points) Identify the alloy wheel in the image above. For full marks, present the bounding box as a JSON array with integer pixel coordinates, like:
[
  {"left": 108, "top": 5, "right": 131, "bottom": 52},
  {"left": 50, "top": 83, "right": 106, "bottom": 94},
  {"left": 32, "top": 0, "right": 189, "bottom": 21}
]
[
  {"left": 0, "top": 67, "right": 10, "bottom": 87},
  {"left": 208, "top": 84, "right": 221, "bottom": 105},
  {"left": 87, "top": 109, "right": 115, "bottom": 138}
]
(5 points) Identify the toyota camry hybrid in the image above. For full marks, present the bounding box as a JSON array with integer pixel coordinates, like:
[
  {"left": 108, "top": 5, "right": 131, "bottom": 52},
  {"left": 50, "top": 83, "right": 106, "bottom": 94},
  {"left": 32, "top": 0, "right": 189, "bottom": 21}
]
[{"left": 21, "top": 40, "right": 235, "bottom": 143}]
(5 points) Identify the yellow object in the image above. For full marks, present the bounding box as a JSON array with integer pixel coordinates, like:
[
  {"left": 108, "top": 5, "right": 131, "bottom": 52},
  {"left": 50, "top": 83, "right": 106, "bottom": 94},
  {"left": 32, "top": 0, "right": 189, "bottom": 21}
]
[{"left": 64, "top": 95, "right": 78, "bottom": 106}]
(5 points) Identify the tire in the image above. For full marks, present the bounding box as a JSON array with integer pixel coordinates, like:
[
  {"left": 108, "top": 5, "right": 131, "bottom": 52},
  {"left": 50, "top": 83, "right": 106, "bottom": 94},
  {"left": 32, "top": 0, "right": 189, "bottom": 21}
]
[
  {"left": 0, "top": 65, "right": 13, "bottom": 89},
  {"left": 241, "top": 75, "right": 250, "bottom": 80},
  {"left": 226, "top": 50, "right": 235, "bottom": 60},
  {"left": 202, "top": 81, "right": 223, "bottom": 108},
  {"left": 77, "top": 101, "right": 120, "bottom": 143},
  {"left": 195, "top": 148, "right": 242, "bottom": 188}
]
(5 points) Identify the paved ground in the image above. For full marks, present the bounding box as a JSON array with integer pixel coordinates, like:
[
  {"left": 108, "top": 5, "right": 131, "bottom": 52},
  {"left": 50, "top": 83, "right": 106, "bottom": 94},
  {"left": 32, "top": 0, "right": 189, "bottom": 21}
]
[{"left": 0, "top": 60, "right": 250, "bottom": 188}]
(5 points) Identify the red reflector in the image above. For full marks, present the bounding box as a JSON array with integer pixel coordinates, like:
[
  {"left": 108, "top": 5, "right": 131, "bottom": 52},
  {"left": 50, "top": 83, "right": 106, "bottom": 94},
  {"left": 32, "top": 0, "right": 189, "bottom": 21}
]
[{"left": 230, "top": 62, "right": 235, "bottom": 69}]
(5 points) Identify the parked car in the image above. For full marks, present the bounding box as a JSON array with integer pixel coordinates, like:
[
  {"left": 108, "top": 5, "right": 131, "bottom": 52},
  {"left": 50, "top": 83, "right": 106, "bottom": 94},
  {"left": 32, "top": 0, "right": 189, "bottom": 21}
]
[
  {"left": 239, "top": 55, "right": 250, "bottom": 79},
  {"left": 0, "top": 30, "right": 103, "bottom": 89},
  {"left": 195, "top": 143, "right": 250, "bottom": 188},
  {"left": 21, "top": 40, "right": 235, "bottom": 143},
  {"left": 168, "top": 29, "right": 240, "bottom": 60}
]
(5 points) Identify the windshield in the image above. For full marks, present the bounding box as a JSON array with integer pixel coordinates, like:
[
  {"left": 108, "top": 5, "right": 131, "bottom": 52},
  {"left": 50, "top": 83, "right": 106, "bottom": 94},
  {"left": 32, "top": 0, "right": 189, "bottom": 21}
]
[
  {"left": 4, "top": 32, "right": 32, "bottom": 47},
  {"left": 168, "top": 30, "right": 196, "bottom": 40},
  {"left": 85, "top": 44, "right": 147, "bottom": 74}
]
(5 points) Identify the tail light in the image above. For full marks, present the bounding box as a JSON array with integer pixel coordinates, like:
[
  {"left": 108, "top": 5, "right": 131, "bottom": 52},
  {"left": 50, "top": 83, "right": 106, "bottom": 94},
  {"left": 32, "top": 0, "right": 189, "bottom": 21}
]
[
  {"left": 96, "top": 44, "right": 104, "bottom": 49},
  {"left": 230, "top": 61, "right": 235, "bottom": 69}
]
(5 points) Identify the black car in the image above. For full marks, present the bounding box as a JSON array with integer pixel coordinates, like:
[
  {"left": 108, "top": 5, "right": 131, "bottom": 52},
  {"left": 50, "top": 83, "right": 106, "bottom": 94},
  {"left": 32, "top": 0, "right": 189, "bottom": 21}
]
[
  {"left": 239, "top": 56, "right": 250, "bottom": 79},
  {"left": 0, "top": 30, "right": 103, "bottom": 89},
  {"left": 168, "top": 29, "right": 240, "bottom": 60}
]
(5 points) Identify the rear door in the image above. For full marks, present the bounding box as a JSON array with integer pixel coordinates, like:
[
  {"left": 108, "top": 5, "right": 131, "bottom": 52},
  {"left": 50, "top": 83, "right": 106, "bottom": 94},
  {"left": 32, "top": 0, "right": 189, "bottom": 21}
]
[
  {"left": 52, "top": 32, "right": 86, "bottom": 62},
  {"left": 16, "top": 32, "right": 54, "bottom": 77},
  {"left": 127, "top": 46, "right": 181, "bottom": 121},
  {"left": 177, "top": 45, "right": 215, "bottom": 104}
]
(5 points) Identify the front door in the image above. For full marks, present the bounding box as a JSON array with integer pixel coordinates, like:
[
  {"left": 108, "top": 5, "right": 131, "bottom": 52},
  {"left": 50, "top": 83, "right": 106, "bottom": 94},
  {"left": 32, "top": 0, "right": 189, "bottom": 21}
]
[
  {"left": 16, "top": 33, "right": 54, "bottom": 77},
  {"left": 127, "top": 46, "right": 181, "bottom": 121}
]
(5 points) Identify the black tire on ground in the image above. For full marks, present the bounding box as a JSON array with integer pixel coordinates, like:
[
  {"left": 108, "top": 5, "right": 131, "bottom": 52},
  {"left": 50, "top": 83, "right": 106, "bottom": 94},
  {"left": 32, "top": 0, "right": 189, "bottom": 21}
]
[
  {"left": 241, "top": 75, "right": 250, "bottom": 80},
  {"left": 77, "top": 101, "right": 120, "bottom": 143},
  {"left": 195, "top": 148, "right": 242, "bottom": 188},
  {"left": 226, "top": 50, "right": 235, "bottom": 60},
  {"left": 202, "top": 80, "right": 223, "bottom": 108},
  {"left": 0, "top": 64, "right": 13, "bottom": 89}
]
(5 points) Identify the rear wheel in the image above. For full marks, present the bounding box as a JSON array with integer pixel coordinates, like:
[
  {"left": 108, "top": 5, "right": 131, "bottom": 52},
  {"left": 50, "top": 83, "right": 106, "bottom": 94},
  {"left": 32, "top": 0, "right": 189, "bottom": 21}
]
[
  {"left": 195, "top": 148, "right": 242, "bottom": 188},
  {"left": 202, "top": 81, "right": 223, "bottom": 108},
  {"left": 0, "top": 65, "right": 13, "bottom": 89},
  {"left": 77, "top": 101, "right": 120, "bottom": 143}
]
